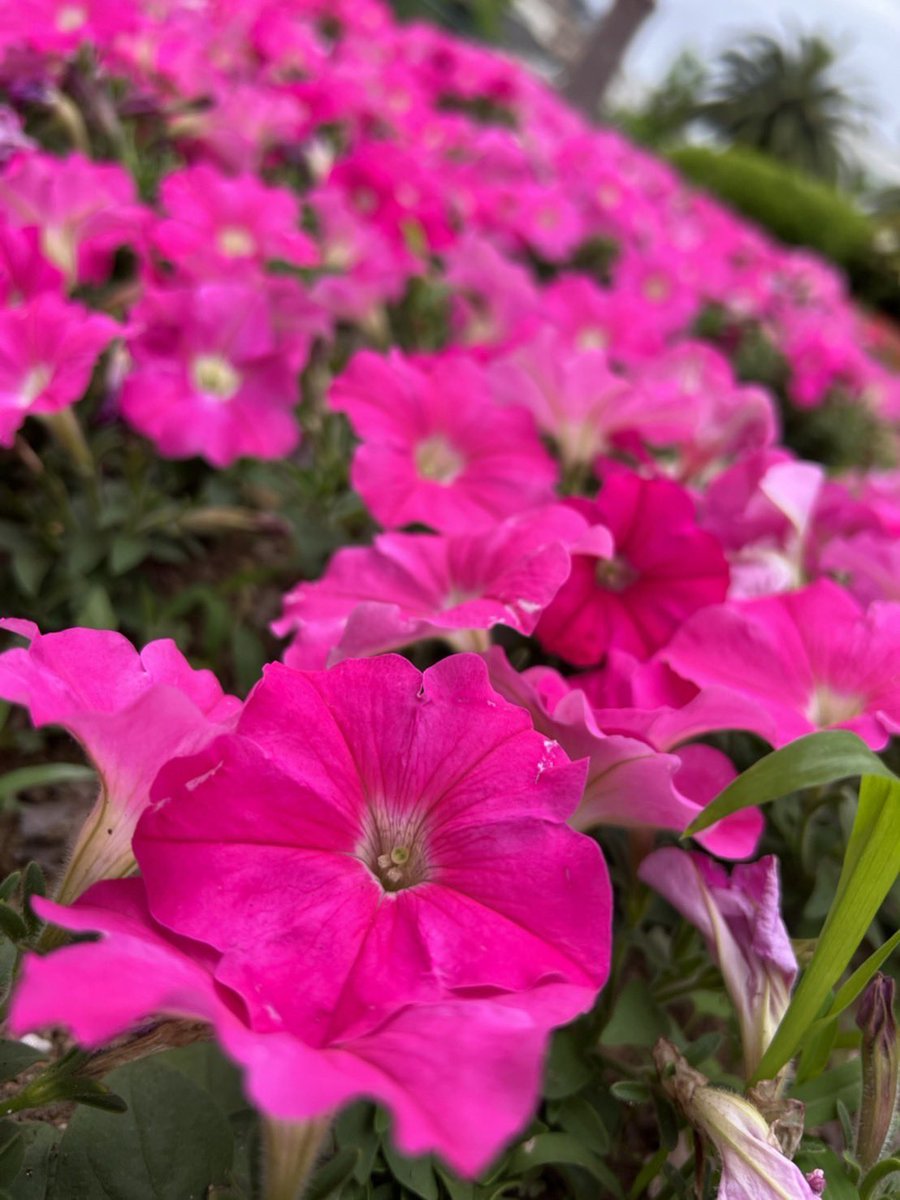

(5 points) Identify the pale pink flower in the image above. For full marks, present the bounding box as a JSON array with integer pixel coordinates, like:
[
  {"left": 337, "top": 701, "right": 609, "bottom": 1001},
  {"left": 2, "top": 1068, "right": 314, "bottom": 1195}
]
[
  {"left": 0, "top": 151, "right": 145, "bottom": 285},
  {"left": 152, "top": 163, "right": 318, "bottom": 278},
  {"left": 273, "top": 507, "right": 587, "bottom": 668},
  {"left": 656, "top": 1043, "right": 821, "bottom": 1199},
  {"left": 0, "top": 620, "right": 240, "bottom": 901},
  {"left": 0, "top": 292, "right": 118, "bottom": 446},
  {"left": 119, "top": 279, "right": 326, "bottom": 466},
  {"left": 485, "top": 648, "right": 761, "bottom": 860},
  {"left": 662, "top": 580, "right": 900, "bottom": 749},
  {"left": 330, "top": 349, "right": 558, "bottom": 533},
  {"left": 641, "top": 850, "right": 796, "bottom": 1075}
]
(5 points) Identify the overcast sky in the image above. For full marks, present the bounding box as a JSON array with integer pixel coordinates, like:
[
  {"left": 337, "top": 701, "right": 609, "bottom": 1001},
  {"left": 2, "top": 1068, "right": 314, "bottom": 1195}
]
[{"left": 606, "top": 0, "right": 900, "bottom": 181}]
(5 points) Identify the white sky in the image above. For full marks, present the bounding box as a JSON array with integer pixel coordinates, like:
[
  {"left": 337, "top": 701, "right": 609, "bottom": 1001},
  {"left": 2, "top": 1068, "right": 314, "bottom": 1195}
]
[{"left": 605, "top": 0, "right": 900, "bottom": 181}]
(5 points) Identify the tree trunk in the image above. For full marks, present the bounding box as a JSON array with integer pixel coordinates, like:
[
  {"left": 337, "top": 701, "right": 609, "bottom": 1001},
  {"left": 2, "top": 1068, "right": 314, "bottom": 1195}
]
[{"left": 563, "top": 0, "right": 657, "bottom": 118}]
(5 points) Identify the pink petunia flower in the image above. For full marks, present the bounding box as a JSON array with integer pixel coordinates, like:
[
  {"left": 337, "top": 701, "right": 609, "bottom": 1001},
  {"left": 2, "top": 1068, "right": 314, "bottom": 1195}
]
[
  {"left": 0, "top": 218, "right": 62, "bottom": 304},
  {"left": 0, "top": 292, "right": 118, "bottom": 446},
  {"left": 661, "top": 579, "right": 900, "bottom": 749},
  {"left": 133, "top": 654, "right": 610, "bottom": 1040},
  {"left": 641, "top": 850, "right": 796, "bottom": 1075},
  {"left": 0, "top": 151, "right": 146, "bottom": 286},
  {"left": 0, "top": 620, "right": 240, "bottom": 902},
  {"left": 273, "top": 506, "right": 588, "bottom": 668},
  {"left": 485, "top": 648, "right": 761, "bottom": 860},
  {"left": 10, "top": 878, "right": 590, "bottom": 1176},
  {"left": 330, "top": 349, "right": 558, "bottom": 533},
  {"left": 535, "top": 468, "right": 730, "bottom": 666},
  {"left": 152, "top": 163, "right": 318, "bottom": 278},
  {"left": 119, "top": 279, "right": 327, "bottom": 466}
]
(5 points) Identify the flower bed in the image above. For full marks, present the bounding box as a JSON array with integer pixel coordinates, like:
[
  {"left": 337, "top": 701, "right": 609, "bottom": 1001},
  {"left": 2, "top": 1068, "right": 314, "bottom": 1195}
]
[{"left": 0, "top": 2, "right": 898, "bottom": 1198}]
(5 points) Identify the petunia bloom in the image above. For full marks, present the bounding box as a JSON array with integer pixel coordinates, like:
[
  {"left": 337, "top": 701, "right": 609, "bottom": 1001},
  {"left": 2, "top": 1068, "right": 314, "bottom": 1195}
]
[
  {"left": 0, "top": 293, "right": 118, "bottom": 446},
  {"left": 119, "top": 279, "right": 327, "bottom": 466},
  {"left": 329, "top": 349, "right": 558, "bottom": 533},
  {"left": 535, "top": 468, "right": 729, "bottom": 666},
  {"left": 484, "top": 648, "right": 761, "bottom": 860},
  {"left": 10, "top": 879, "right": 587, "bottom": 1176},
  {"left": 661, "top": 579, "right": 900, "bottom": 749},
  {"left": 0, "top": 620, "right": 240, "bottom": 902},
  {"left": 273, "top": 507, "right": 587, "bottom": 668},
  {"left": 641, "top": 850, "right": 796, "bottom": 1077},
  {"left": 152, "top": 163, "right": 318, "bottom": 278},
  {"left": 133, "top": 653, "right": 610, "bottom": 1040}
]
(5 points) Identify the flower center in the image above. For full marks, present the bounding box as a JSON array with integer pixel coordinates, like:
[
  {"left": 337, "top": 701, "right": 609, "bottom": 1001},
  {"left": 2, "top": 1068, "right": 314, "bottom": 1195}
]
[
  {"left": 358, "top": 807, "right": 429, "bottom": 894},
  {"left": 596, "top": 556, "right": 638, "bottom": 592},
  {"left": 577, "top": 326, "right": 608, "bottom": 351},
  {"left": 20, "top": 364, "right": 53, "bottom": 405},
  {"left": 217, "top": 226, "right": 256, "bottom": 258},
  {"left": 56, "top": 5, "right": 87, "bottom": 31},
  {"left": 415, "top": 434, "right": 464, "bottom": 485},
  {"left": 190, "top": 354, "right": 241, "bottom": 401},
  {"left": 809, "top": 685, "right": 864, "bottom": 727}
]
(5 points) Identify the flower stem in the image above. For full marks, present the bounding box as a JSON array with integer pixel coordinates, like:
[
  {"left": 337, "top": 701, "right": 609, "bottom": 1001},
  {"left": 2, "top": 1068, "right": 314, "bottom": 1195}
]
[{"left": 262, "top": 1117, "right": 331, "bottom": 1200}]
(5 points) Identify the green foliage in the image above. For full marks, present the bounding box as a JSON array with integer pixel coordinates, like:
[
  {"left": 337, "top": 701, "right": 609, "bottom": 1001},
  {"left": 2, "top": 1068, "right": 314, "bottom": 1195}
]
[
  {"left": 699, "top": 33, "right": 864, "bottom": 185},
  {"left": 670, "top": 143, "right": 874, "bottom": 267}
]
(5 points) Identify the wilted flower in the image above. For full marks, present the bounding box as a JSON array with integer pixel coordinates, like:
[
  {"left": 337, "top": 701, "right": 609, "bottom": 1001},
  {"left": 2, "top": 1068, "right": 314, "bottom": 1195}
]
[
  {"left": 640, "top": 850, "right": 797, "bottom": 1077},
  {"left": 655, "top": 1041, "right": 822, "bottom": 1199}
]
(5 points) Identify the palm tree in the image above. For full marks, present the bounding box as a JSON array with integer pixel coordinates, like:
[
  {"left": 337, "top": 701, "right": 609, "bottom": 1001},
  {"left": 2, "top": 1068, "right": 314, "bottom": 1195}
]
[
  {"left": 700, "top": 33, "right": 865, "bottom": 185},
  {"left": 563, "top": 0, "right": 658, "bottom": 117}
]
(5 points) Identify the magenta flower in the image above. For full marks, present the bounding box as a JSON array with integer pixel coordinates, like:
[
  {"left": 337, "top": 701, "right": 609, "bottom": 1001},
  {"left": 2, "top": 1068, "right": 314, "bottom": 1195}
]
[
  {"left": 641, "top": 850, "right": 797, "bottom": 1075},
  {"left": 0, "top": 620, "right": 240, "bottom": 901},
  {"left": 10, "top": 879, "right": 584, "bottom": 1176},
  {"left": 153, "top": 163, "right": 318, "bottom": 278},
  {"left": 0, "top": 151, "right": 145, "bottom": 286},
  {"left": 485, "top": 648, "right": 760, "bottom": 860},
  {"left": 119, "top": 279, "right": 326, "bottom": 466},
  {"left": 535, "top": 469, "right": 730, "bottom": 666},
  {"left": 133, "top": 654, "right": 610, "bottom": 1039},
  {"left": 0, "top": 219, "right": 62, "bottom": 304},
  {"left": 662, "top": 580, "right": 900, "bottom": 749},
  {"left": 273, "top": 506, "right": 587, "bottom": 668},
  {"left": 330, "top": 349, "right": 558, "bottom": 533},
  {"left": 0, "top": 293, "right": 119, "bottom": 446}
]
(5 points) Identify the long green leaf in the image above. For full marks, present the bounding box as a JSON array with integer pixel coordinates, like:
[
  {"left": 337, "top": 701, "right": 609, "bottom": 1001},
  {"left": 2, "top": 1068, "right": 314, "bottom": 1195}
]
[
  {"left": 752, "top": 774, "right": 900, "bottom": 1083},
  {"left": 685, "top": 731, "right": 896, "bottom": 835}
]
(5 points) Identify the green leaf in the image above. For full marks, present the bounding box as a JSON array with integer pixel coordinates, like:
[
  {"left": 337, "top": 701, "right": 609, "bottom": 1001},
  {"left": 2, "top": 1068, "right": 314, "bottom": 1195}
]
[
  {"left": 791, "top": 1059, "right": 862, "bottom": 1126},
  {"left": 305, "top": 1149, "right": 359, "bottom": 1200},
  {"left": 74, "top": 584, "right": 118, "bottom": 631},
  {"left": 0, "top": 1123, "right": 24, "bottom": 1187},
  {"left": 0, "top": 904, "right": 26, "bottom": 942},
  {"left": 382, "top": 1142, "right": 438, "bottom": 1200},
  {"left": 0, "top": 1040, "right": 46, "bottom": 1085},
  {"left": 685, "top": 731, "right": 896, "bottom": 835},
  {"left": 601, "top": 979, "right": 670, "bottom": 1047},
  {"left": 506, "top": 1133, "right": 624, "bottom": 1198},
  {"left": 0, "top": 764, "right": 95, "bottom": 809},
  {"left": 109, "top": 535, "right": 148, "bottom": 575},
  {"left": 753, "top": 774, "right": 900, "bottom": 1083},
  {"left": 6, "top": 1121, "right": 59, "bottom": 1200},
  {"left": 52, "top": 1058, "right": 234, "bottom": 1199},
  {"left": 542, "top": 1027, "right": 594, "bottom": 1099}
]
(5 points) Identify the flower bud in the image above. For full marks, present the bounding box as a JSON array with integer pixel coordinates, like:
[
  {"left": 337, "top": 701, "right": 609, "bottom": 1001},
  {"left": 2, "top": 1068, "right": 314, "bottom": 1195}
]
[{"left": 855, "top": 973, "right": 898, "bottom": 1170}]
